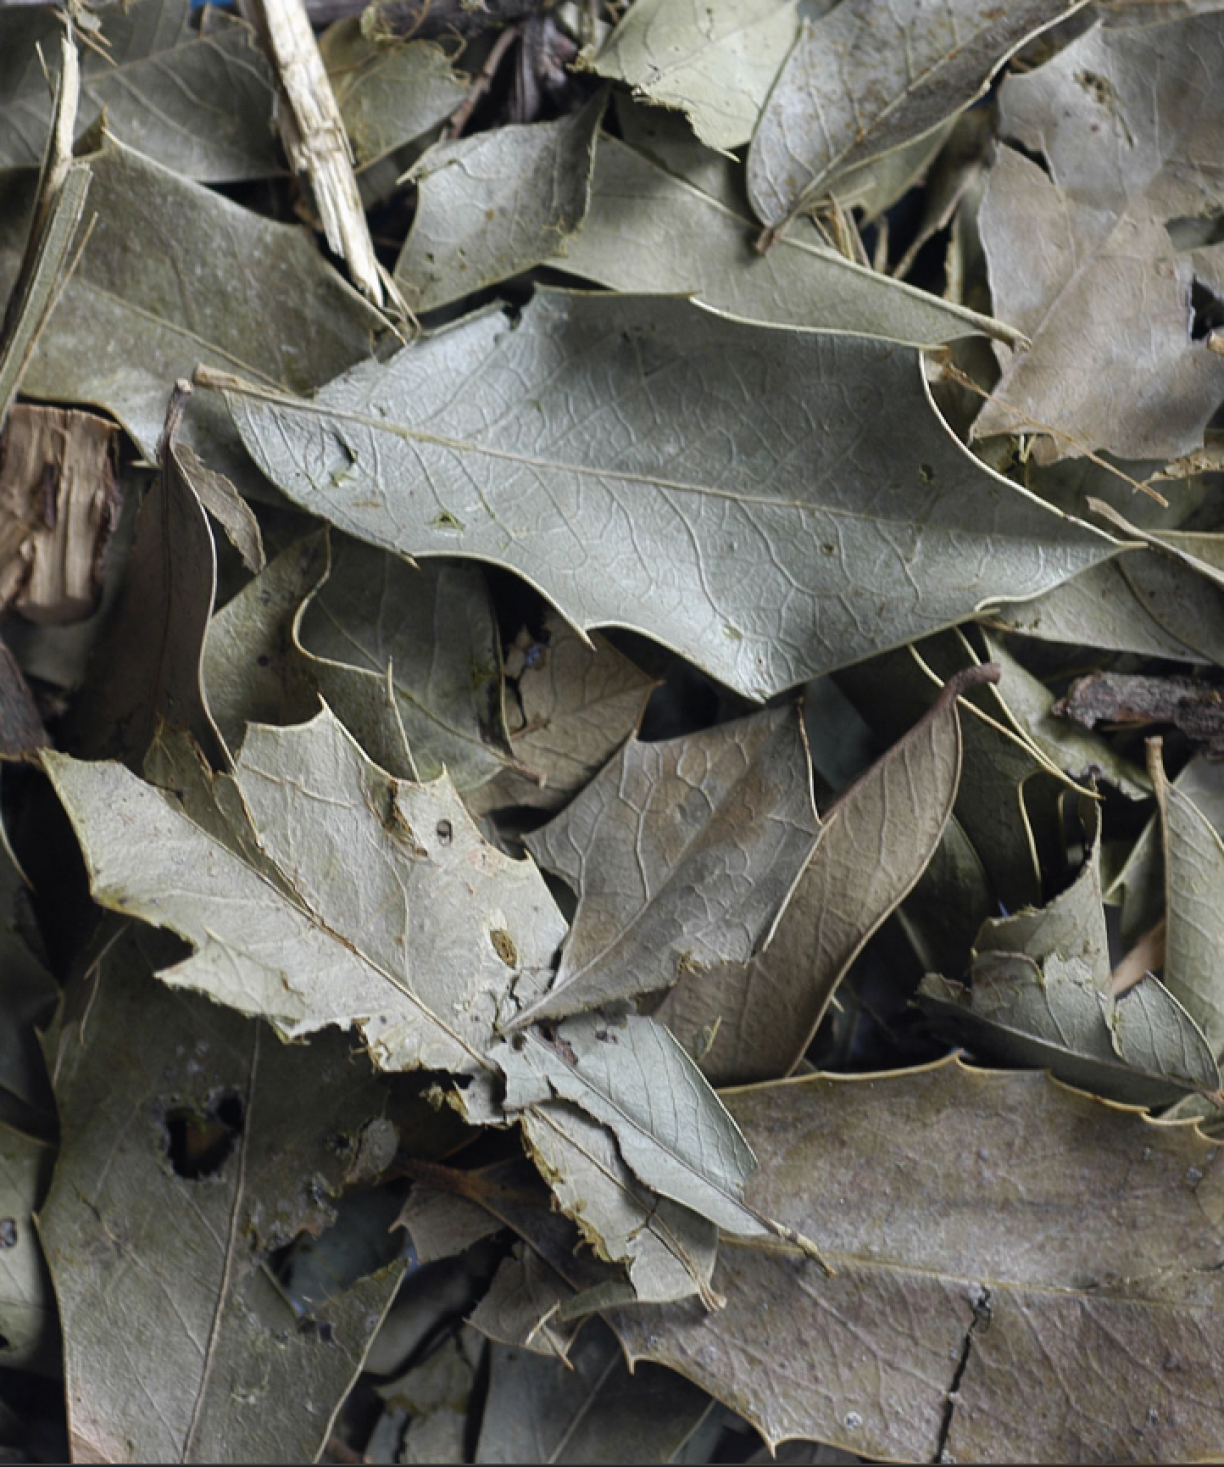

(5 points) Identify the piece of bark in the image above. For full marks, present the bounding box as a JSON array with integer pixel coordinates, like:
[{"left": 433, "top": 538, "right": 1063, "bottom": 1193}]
[
  {"left": 0, "top": 635, "right": 47, "bottom": 759},
  {"left": 1054, "top": 671, "right": 1224, "bottom": 757},
  {"left": 0, "top": 405, "right": 121, "bottom": 625}
]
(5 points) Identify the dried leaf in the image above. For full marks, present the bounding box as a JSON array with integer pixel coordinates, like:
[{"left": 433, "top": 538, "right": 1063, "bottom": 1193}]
[
  {"left": 209, "top": 291, "right": 1115, "bottom": 701},
  {"left": 975, "top": 17, "right": 1224, "bottom": 459},
  {"left": 587, "top": 0, "right": 812, "bottom": 152},
  {"left": 0, "top": 0, "right": 279, "bottom": 181},
  {"left": 395, "top": 96, "right": 602, "bottom": 314},
  {"left": 38, "top": 930, "right": 421, "bottom": 1463},
  {"left": 44, "top": 706, "right": 567, "bottom": 1076},
  {"left": 610, "top": 1058, "right": 1224, "bottom": 1462},
  {"left": 918, "top": 956, "right": 1220, "bottom": 1107},
  {"left": 466, "top": 614, "right": 656, "bottom": 818},
  {"left": 0, "top": 138, "right": 384, "bottom": 461},
  {"left": 476, "top": 1320, "right": 714, "bottom": 1465},
  {"left": 655, "top": 664, "right": 995, "bottom": 1085},
  {"left": 747, "top": 0, "right": 1085, "bottom": 230},
  {"left": 553, "top": 133, "right": 1023, "bottom": 347},
  {"left": 0, "top": 1119, "right": 56, "bottom": 1375},
  {"left": 519, "top": 706, "right": 817, "bottom": 1024},
  {"left": 321, "top": 20, "right": 465, "bottom": 168}
]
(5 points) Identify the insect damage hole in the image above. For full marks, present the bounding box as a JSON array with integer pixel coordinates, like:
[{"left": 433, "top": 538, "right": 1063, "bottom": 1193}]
[{"left": 164, "top": 1090, "right": 244, "bottom": 1180}]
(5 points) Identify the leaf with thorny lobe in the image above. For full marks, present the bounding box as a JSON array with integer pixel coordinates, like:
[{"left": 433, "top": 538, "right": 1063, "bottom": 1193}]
[
  {"left": 205, "top": 291, "right": 1116, "bottom": 701},
  {"left": 974, "top": 16, "right": 1224, "bottom": 460},
  {"left": 655, "top": 664, "right": 997, "bottom": 1085},
  {"left": 38, "top": 927, "right": 456, "bottom": 1463},
  {"left": 42, "top": 707, "right": 567, "bottom": 1077},
  {"left": 746, "top": 0, "right": 1086, "bottom": 231},
  {"left": 517, "top": 706, "right": 818, "bottom": 1026},
  {"left": 552, "top": 133, "right": 1023, "bottom": 348},
  {"left": 607, "top": 1057, "right": 1224, "bottom": 1463}
]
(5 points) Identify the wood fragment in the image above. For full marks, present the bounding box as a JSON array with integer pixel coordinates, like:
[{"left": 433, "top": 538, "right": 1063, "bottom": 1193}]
[
  {"left": 1055, "top": 671, "right": 1224, "bottom": 757},
  {"left": 0, "top": 405, "right": 121, "bottom": 625}
]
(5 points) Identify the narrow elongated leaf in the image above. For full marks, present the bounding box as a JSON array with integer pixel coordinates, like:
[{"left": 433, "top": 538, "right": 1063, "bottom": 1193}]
[
  {"left": 0, "top": 1119, "right": 56, "bottom": 1375},
  {"left": 466, "top": 615, "right": 656, "bottom": 818},
  {"left": 918, "top": 955, "right": 1220, "bottom": 1107},
  {"left": 1151, "top": 741, "right": 1224, "bottom": 1056},
  {"left": 609, "top": 1058, "right": 1224, "bottom": 1462},
  {"left": 656, "top": 664, "right": 994, "bottom": 1085},
  {"left": 519, "top": 707, "right": 817, "bottom": 1024},
  {"left": 501, "top": 1013, "right": 773, "bottom": 1244},
  {"left": 747, "top": 0, "right": 1085, "bottom": 230},
  {"left": 211, "top": 291, "right": 1115, "bottom": 701},
  {"left": 0, "top": 0, "right": 278, "bottom": 181},
  {"left": 552, "top": 133, "right": 1023, "bottom": 347},
  {"left": 587, "top": 0, "right": 812, "bottom": 152},
  {"left": 395, "top": 97, "right": 602, "bottom": 314},
  {"left": 517, "top": 1098, "right": 720, "bottom": 1307},
  {"left": 320, "top": 21, "right": 466, "bottom": 168},
  {"left": 38, "top": 929, "right": 438, "bottom": 1463},
  {"left": 477, "top": 1320, "right": 714, "bottom": 1466},
  {"left": 0, "top": 139, "right": 384, "bottom": 461},
  {"left": 43, "top": 707, "right": 567, "bottom": 1077},
  {"left": 975, "top": 18, "right": 1224, "bottom": 459}
]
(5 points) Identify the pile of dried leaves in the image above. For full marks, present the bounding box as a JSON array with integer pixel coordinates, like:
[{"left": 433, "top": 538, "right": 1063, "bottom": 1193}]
[{"left": 3, "top": 0, "right": 1224, "bottom": 1461}]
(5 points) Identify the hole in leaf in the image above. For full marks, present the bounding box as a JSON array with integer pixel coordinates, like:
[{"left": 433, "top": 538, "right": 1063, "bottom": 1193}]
[
  {"left": 165, "top": 1090, "right": 244, "bottom": 1180},
  {"left": 1189, "top": 279, "right": 1224, "bottom": 341}
]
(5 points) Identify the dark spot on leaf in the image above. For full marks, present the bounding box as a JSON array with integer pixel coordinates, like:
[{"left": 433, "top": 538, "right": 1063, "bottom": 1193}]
[
  {"left": 0, "top": 1220, "right": 16, "bottom": 1248},
  {"left": 821, "top": 543, "right": 836, "bottom": 556},
  {"left": 257, "top": 654, "right": 271, "bottom": 667},
  {"left": 164, "top": 1090, "right": 244, "bottom": 1180},
  {"left": 436, "top": 819, "right": 453, "bottom": 844},
  {"left": 490, "top": 928, "right": 518, "bottom": 966},
  {"left": 918, "top": 463, "right": 935, "bottom": 483},
  {"left": 1075, "top": 70, "right": 1117, "bottom": 109},
  {"left": 431, "top": 509, "right": 464, "bottom": 531},
  {"left": 298, "top": 1317, "right": 335, "bottom": 1344}
]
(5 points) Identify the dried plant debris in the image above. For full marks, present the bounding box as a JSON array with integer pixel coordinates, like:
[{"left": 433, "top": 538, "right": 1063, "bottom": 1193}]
[{"left": 6, "top": 2, "right": 1224, "bottom": 1462}]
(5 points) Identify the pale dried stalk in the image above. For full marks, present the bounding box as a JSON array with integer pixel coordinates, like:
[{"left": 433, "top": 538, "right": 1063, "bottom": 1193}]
[{"left": 241, "top": 0, "right": 387, "bottom": 307}]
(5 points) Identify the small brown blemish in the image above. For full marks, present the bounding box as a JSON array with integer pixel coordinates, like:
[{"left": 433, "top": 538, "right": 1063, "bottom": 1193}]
[{"left": 490, "top": 928, "right": 518, "bottom": 966}]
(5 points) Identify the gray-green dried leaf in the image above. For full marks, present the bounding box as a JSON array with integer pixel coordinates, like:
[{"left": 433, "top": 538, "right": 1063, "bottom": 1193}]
[
  {"left": 587, "top": 0, "right": 813, "bottom": 152},
  {"left": 501, "top": 1012, "right": 771, "bottom": 1244},
  {"left": 38, "top": 931, "right": 416, "bottom": 1463},
  {"left": 918, "top": 954, "right": 1219, "bottom": 1107},
  {"left": 466, "top": 615, "right": 655, "bottom": 819},
  {"left": 0, "top": 139, "right": 384, "bottom": 461},
  {"left": 395, "top": 95, "right": 602, "bottom": 314},
  {"left": 552, "top": 133, "right": 1022, "bottom": 347},
  {"left": 0, "top": 0, "right": 278, "bottom": 181},
  {"left": 519, "top": 706, "right": 816, "bottom": 1023},
  {"left": 320, "top": 20, "right": 466, "bottom": 168},
  {"left": 1152, "top": 742, "right": 1224, "bottom": 1057},
  {"left": 747, "top": 0, "right": 1085, "bottom": 229},
  {"left": 0, "top": 1119, "right": 56, "bottom": 1374},
  {"left": 656, "top": 665, "right": 992, "bottom": 1085},
  {"left": 43, "top": 706, "right": 567, "bottom": 1077},
  {"left": 610, "top": 1058, "right": 1224, "bottom": 1461},
  {"left": 477, "top": 1320, "right": 714, "bottom": 1465},
  {"left": 212, "top": 291, "right": 1115, "bottom": 701},
  {"left": 975, "top": 17, "right": 1224, "bottom": 459}
]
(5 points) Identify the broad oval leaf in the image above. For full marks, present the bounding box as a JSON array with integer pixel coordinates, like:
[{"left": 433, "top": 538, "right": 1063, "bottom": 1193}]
[
  {"left": 43, "top": 707, "right": 567, "bottom": 1077},
  {"left": 211, "top": 291, "right": 1116, "bottom": 701}
]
